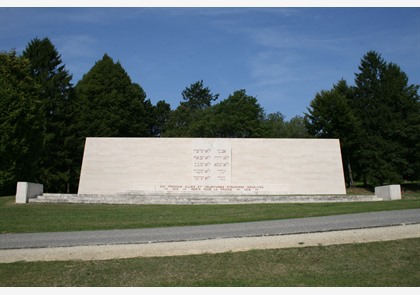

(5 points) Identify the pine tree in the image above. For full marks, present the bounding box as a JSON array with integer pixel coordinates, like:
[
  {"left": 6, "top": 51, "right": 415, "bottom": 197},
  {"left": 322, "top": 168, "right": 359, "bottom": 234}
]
[
  {"left": 22, "top": 38, "right": 76, "bottom": 192},
  {"left": 351, "top": 51, "right": 420, "bottom": 185},
  {"left": 150, "top": 100, "right": 171, "bottom": 137},
  {"left": 181, "top": 80, "right": 219, "bottom": 111},
  {"left": 75, "top": 54, "right": 149, "bottom": 138},
  {"left": 0, "top": 51, "right": 43, "bottom": 195}
]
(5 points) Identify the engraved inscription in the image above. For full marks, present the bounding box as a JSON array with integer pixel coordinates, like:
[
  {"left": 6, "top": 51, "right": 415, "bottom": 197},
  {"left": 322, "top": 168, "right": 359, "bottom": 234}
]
[
  {"left": 158, "top": 185, "right": 265, "bottom": 193},
  {"left": 192, "top": 140, "right": 231, "bottom": 185}
]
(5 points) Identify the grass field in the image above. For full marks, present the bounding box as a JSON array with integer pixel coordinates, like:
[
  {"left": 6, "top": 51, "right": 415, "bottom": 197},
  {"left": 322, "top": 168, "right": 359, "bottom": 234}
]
[
  {"left": 1, "top": 183, "right": 419, "bottom": 234},
  {"left": 1, "top": 183, "right": 419, "bottom": 287},
  {"left": 0, "top": 238, "right": 419, "bottom": 286},
  {"left": 0, "top": 196, "right": 420, "bottom": 234}
]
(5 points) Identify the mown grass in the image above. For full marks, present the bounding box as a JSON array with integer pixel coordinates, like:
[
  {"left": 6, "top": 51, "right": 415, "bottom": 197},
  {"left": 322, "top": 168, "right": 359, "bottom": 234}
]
[
  {"left": 1, "top": 184, "right": 419, "bottom": 287},
  {"left": 1, "top": 238, "right": 419, "bottom": 286},
  {"left": 0, "top": 196, "right": 419, "bottom": 234},
  {"left": 1, "top": 184, "right": 420, "bottom": 234}
]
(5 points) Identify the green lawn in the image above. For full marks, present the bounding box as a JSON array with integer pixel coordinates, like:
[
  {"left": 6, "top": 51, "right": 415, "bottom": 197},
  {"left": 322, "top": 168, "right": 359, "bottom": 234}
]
[
  {"left": 1, "top": 238, "right": 419, "bottom": 286},
  {"left": 1, "top": 195, "right": 420, "bottom": 234},
  {"left": 1, "top": 184, "right": 419, "bottom": 287}
]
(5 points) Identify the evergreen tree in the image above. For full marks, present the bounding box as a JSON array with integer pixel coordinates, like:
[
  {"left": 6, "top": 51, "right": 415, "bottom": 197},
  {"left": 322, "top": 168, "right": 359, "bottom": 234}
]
[
  {"left": 306, "top": 52, "right": 420, "bottom": 186},
  {"left": 351, "top": 51, "right": 420, "bottom": 185},
  {"left": 379, "top": 63, "right": 420, "bottom": 181},
  {"left": 181, "top": 80, "right": 219, "bottom": 111},
  {"left": 0, "top": 51, "right": 42, "bottom": 195},
  {"left": 305, "top": 52, "right": 420, "bottom": 186},
  {"left": 151, "top": 100, "right": 171, "bottom": 137},
  {"left": 74, "top": 54, "right": 151, "bottom": 192},
  {"left": 75, "top": 54, "right": 149, "bottom": 138},
  {"left": 22, "top": 38, "right": 76, "bottom": 192}
]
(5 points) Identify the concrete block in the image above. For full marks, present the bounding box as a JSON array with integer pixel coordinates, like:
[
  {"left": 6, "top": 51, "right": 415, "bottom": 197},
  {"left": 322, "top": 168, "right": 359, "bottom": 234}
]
[
  {"left": 16, "top": 182, "right": 43, "bottom": 203},
  {"left": 375, "top": 185, "right": 401, "bottom": 200}
]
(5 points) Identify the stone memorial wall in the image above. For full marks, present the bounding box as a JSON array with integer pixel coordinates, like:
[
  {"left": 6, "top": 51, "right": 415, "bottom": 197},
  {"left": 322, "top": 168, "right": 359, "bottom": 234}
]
[{"left": 78, "top": 137, "right": 346, "bottom": 195}]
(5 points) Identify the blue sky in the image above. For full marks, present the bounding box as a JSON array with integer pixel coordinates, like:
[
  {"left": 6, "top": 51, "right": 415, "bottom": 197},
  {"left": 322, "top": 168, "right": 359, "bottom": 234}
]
[{"left": 1, "top": 6, "right": 419, "bottom": 119}]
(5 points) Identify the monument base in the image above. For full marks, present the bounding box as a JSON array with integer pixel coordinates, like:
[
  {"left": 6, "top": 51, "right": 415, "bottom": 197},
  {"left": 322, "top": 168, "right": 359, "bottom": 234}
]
[{"left": 28, "top": 193, "right": 383, "bottom": 205}]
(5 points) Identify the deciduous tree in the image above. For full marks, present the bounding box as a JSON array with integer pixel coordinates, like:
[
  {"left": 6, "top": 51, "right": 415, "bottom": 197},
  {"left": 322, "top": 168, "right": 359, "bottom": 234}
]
[
  {"left": 305, "top": 79, "right": 359, "bottom": 186},
  {"left": 265, "top": 112, "right": 310, "bottom": 138},
  {"left": 165, "top": 80, "right": 218, "bottom": 137},
  {"left": 208, "top": 89, "right": 266, "bottom": 138}
]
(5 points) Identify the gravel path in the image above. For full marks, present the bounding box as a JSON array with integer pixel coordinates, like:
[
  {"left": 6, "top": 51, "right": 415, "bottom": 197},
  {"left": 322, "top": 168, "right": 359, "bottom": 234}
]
[{"left": 1, "top": 224, "right": 419, "bottom": 263}]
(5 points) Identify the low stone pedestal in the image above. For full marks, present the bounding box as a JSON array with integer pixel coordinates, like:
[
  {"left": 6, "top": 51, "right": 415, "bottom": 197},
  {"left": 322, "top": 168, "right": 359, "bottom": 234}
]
[
  {"left": 375, "top": 185, "right": 401, "bottom": 200},
  {"left": 16, "top": 182, "right": 43, "bottom": 203}
]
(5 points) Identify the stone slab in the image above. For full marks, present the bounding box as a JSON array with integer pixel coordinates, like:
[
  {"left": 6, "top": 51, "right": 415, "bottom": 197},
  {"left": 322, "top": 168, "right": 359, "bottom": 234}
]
[
  {"left": 375, "top": 185, "right": 401, "bottom": 200},
  {"left": 15, "top": 182, "right": 43, "bottom": 203},
  {"left": 78, "top": 138, "right": 346, "bottom": 195},
  {"left": 29, "top": 193, "right": 381, "bottom": 205}
]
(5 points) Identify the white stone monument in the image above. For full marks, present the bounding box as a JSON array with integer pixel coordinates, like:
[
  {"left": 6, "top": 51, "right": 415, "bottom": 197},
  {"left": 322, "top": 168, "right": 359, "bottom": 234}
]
[
  {"left": 375, "top": 185, "right": 401, "bottom": 200},
  {"left": 78, "top": 138, "right": 346, "bottom": 196},
  {"left": 16, "top": 182, "right": 43, "bottom": 203}
]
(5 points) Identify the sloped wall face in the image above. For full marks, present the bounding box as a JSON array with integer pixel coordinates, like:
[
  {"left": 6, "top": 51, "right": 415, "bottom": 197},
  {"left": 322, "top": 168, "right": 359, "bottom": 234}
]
[{"left": 78, "top": 138, "right": 346, "bottom": 195}]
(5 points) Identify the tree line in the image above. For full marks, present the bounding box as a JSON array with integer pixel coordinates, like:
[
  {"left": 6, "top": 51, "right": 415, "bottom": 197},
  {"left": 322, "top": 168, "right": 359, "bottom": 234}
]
[
  {"left": 1, "top": 37, "right": 419, "bottom": 194},
  {"left": 305, "top": 51, "right": 420, "bottom": 187}
]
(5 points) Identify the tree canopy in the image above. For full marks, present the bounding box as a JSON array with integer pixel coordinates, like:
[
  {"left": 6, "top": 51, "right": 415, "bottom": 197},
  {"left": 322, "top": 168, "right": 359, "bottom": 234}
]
[
  {"left": 305, "top": 51, "right": 420, "bottom": 186},
  {"left": 181, "top": 80, "right": 219, "bottom": 111},
  {"left": 22, "top": 38, "right": 76, "bottom": 193},
  {"left": 2, "top": 37, "right": 419, "bottom": 194},
  {"left": 75, "top": 54, "right": 149, "bottom": 138},
  {"left": 0, "top": 51, "right": 42, "bottom": 195},
  {"left": 305, "top": 80, "right": 359, "bottom": 186},
  {"left": 165, "top": 80, "right": 219, "bottom": 137},
  {"left": 208, "top": 89, "right": 266, "bottom": 138}
]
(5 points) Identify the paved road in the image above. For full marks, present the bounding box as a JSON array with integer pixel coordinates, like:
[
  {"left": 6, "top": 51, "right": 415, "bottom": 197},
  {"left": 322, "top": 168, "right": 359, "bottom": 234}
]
[{"left": 1, "top": 209, "right": 420, "bottom": 250}]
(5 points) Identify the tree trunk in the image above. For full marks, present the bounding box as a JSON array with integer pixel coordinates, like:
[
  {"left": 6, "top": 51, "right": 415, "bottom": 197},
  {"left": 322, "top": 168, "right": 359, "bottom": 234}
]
[{"left": 346, "top": 154, "right": 354, "bottom": 187}]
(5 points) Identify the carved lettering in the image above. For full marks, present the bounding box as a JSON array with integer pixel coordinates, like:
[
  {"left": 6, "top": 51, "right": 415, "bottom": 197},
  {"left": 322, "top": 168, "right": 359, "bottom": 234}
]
[
  {"left": 192, "top": 140, "right": 231, "bottom": 185},
  {"left": 158, "top": 184, "right": 266, "bottom": 193}
]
